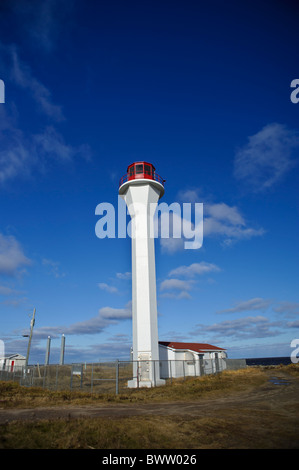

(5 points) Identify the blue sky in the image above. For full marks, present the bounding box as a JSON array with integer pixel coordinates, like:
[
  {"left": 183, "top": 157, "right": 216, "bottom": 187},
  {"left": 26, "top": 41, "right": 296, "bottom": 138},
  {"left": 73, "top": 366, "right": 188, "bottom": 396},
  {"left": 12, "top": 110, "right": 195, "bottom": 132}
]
[{"left": 0, "top": 0, "right": 298, "bottom": 363}]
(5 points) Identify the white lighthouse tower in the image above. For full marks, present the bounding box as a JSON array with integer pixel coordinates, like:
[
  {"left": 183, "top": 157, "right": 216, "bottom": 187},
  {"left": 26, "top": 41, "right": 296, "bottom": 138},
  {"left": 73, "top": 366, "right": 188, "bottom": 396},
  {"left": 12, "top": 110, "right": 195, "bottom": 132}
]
[{"left": 119, "top": 162, "right": 165, "bottom": 388}]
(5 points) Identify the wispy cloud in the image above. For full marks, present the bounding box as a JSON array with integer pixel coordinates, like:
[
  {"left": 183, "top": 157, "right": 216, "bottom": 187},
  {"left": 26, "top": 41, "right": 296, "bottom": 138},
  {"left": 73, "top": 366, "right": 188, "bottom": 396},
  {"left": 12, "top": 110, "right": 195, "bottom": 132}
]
[
  {"left": 217, "top": 297, "right": 272, "bottom": 314},
  {"left": 0, "top": 285, "right": 21, "bottom": 295},
  {"left": 0, "top": 233, "right": 31, "bottom": 276},
  {"left": 10, "top": 46, "right": 64, "bottom": 121},
  {"left": 204, "top": 202, "right": 265, "bottom": 246},
  {"left": 160, "top": 261, "right": 220, "bottom": 299},
  {"left": 0, "top": 124, "right": 91, "bottom": 186},
  {"left": 273, "top": 301, "right": 299, "bottom": 317},
  {"left": 168, "top": 262, "right": 220, "bottom": 278},
  {"left": 159, "top": 192, "right": 264, "bottom": 253},
  {"left": 42, "top": 258, "right": 66, "bottom": 279},
  {"left": 160, "top": 278, "right": 194, "bottom": 299},
  {"left": 2, "top": 0, "right": 75, "bottom": 53},
  {"left": 99, "top": 301, "right": 132, "bottom": 320},
  {"left": 116, "top": 272, "right": 131, "bottom": 280},
  {"left": 98, "top": 282, "right": 119, "bottom": 294},
  {"left": 0, "top": 41, "right": 63, "bottom": 120},
  {"left": 25, "top": 302, "right": 132, "bottom": 340},
  {"left": 191, "top": 316, "right": 283, "bottom": 341},
  {"left": 234, "top": 123, "right": 299, "bottom": 192},
  {"left": 0, "top": 283, "right": 27, "bottom": 308},
  {"left": 0, "top": 40, "right": 91, "bottom": 186}
]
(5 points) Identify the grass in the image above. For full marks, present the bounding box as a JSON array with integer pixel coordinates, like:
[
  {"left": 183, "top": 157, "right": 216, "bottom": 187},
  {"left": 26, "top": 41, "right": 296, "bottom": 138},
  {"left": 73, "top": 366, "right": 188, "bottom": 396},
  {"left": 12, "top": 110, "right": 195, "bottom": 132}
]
[
  {"left": 0, "top": 366, "right": 267, "bottom": 408},
  {"left": 0, "top": 365, "right": 298, "bottom": 449}
]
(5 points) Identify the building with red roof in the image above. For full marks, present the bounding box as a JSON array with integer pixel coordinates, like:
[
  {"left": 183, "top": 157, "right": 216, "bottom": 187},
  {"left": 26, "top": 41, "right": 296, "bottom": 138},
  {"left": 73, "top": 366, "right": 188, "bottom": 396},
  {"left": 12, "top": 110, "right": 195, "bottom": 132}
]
[{"left": 159, "top": 341, "right": 227, "bottom": 378}]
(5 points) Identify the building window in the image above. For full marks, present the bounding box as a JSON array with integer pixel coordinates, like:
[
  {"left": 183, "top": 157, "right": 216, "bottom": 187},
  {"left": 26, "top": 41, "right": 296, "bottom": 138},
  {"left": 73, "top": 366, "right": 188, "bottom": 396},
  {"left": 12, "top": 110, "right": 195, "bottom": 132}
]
[
  {"left": 144, "top": 164, "right": 152, "bottom": 175},
  {"left": 129, "top": 166, "right": 134, "bottom": 177},
  {"left": 135, "top": 164, "right": 143, "bottom": 174}
]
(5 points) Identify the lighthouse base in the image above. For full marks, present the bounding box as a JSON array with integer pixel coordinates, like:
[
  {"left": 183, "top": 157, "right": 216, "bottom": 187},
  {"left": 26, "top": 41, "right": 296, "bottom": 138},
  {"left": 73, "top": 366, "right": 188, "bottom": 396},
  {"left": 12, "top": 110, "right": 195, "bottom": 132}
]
[
  {"left": 127, "top": 378, "right": 166, "bottom": 389},
  {"left": 128, "top": 351, "right": 166, "bottom": 388}
]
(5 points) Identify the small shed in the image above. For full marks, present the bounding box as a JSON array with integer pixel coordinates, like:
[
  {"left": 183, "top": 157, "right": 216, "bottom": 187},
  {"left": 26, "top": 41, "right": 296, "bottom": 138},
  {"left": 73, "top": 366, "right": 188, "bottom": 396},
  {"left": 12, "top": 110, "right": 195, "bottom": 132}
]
[
  {"left": 159, "top": 341, "right": 227, "bottom": 378},
  {"left": 0, "top": 354, "right": 26, "bottom": 372}
]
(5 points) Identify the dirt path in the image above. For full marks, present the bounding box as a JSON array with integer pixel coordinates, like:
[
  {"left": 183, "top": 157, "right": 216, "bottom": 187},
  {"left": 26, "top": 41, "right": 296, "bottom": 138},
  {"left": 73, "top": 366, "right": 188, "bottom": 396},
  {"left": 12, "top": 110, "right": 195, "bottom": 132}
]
[{"left": 0, "top": 369, "right": 298, "bottom": 424}]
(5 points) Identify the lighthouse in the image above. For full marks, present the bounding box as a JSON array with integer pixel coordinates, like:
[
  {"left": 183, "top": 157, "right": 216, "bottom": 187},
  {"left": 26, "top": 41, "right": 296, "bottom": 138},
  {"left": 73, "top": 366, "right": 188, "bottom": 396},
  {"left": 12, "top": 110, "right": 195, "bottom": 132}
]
[{"left": 119, "top": 162, "right": 165, "bottom": 387}]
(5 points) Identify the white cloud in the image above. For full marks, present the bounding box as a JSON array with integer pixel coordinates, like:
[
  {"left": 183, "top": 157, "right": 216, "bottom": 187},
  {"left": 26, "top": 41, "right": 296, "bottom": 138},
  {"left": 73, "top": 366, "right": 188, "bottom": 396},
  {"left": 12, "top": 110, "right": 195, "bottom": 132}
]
[
  {"left": 203, "top": 203, "right": 265, "bottom": 244},
  {"left": 116, "top": 272, "right": 131, "bottom": 280},
  {"left": 160, "top": 261, "right": 220, "bottom": 299},
  {"left": 42, "top": 258, "right": 66, "bottom": 278},
  {"left": 168, "top": 261, "right": 220, "bottom": 278},
  {"left": 98, "top": 283, "right": 119, "bottom": 294},
  {"left": 160, "top": 278, "right": 194, "bottom": 299},
  {"left": 0, "top": 285, "right": 22, "bottom": 296},
  {"left": 4, "top": 0, "right": 74, "bottom": 53},
  {"left": 0, "top": 233, "right": 31, "bottom": 276},
  {"left": 99, "top": 301, "right": 132, "bottom": 320},
  {"left": 160, "top": 290, "right": 192, "bottom": 300},
  {"left": 33, "top": 126, "right": 91, "bottom": 162},
  {"left": 9, "top": 45, "right": 64, "bottom": 121},
  {"left": 0, "top": 125, "right": 91, "bottom": 185},
  {"left": 234, "top": 123, "right": 299, "bottom": 192},
  {"left": 217, "top": 297, "right": 272, "bottom": 314},
  {"left": 177, "top": 189, "right": 201, "bottom": 203},
  {"left": 0, "top": 41, "right": 91, "bottom": 186},
  {"left": 159, "top": 193, "right": 264, "bottom": 253},
  {"left": 2, "top": 297, "right": 28, "bottom": 307},
  {"left": 29, "top": 301, "right": 132, "bottom": 340},
  {"left": 205, "top": 203, "right": 245, "bottom": 226},
  {"left": 273, "top": 301, "right": 299, "bottom": 317},
  {"left": 160, "top": 236, "right": 185, "bottom": 254},
  {"left": 160, "top": 278, "right": 194, "bottom": 292},
  {"left": 192, "top": 316, "right": 283, "bottom": 341}
]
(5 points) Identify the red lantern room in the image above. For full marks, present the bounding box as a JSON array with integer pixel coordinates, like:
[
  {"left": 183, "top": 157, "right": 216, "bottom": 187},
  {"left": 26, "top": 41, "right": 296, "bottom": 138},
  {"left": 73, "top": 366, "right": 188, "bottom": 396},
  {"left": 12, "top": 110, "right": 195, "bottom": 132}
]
[{"left": 119, "top": 161, "right": 165, "bottom": 197}]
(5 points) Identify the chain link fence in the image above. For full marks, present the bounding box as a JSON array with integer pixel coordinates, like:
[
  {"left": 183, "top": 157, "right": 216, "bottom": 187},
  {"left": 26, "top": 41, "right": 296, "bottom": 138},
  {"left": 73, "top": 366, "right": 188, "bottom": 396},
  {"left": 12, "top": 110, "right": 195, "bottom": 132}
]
[{"left": 0, "top": 357, "right": 243, "bottom": 394}]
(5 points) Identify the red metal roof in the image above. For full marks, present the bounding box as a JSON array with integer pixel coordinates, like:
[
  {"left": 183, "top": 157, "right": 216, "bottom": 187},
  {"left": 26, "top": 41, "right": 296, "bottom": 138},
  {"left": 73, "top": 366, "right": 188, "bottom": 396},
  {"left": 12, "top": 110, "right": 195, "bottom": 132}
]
[{"left": 159, "top": 341, "right": 226, "bottom": 353}]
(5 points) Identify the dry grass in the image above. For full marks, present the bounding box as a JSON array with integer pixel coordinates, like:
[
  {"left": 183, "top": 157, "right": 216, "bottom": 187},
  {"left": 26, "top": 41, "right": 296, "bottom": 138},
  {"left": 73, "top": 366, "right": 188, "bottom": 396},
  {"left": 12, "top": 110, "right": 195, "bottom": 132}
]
[
  {"left": 0, "top": 366, "right": 266, "bottom": 408},
  {"left": 1, "top": 411, "right": 298, "bottom": 449},
  {"left": 0, "top": 365, "right": 298, "bottom": 449}
]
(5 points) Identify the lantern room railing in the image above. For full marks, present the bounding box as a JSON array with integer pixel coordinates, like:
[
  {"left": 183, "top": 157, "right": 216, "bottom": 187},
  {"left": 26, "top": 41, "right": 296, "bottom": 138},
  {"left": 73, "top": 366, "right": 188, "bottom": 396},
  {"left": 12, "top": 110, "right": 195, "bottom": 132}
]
[{"left": 119, "top": 171, "right": 165, "bottom": 188}]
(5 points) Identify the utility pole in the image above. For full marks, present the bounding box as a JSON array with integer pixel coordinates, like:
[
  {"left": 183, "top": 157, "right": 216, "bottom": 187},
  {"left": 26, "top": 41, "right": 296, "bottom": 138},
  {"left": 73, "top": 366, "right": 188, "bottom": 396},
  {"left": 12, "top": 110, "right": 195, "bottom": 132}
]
[
  {"left": 25, "top": 308, "right": 36, "bottom": 370},
  {"left": 60, "top": 334, "right": 65, "bottom": 365},
  {"left": 45, "top": 336, "right": 51, "bottom": 366}
]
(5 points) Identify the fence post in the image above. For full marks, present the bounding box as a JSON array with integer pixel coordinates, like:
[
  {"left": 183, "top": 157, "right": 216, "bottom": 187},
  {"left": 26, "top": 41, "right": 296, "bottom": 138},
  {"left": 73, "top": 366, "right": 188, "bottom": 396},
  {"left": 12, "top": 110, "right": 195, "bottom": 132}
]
[
  {"left": 54, "top": 364, "right": 57, "bottom": 390},
  {"left": 43, "top": 365, "right": 47, "bottom": 389},
  {"left": 169, "top": 360, "right": 172, "bottom": 385},
  {"left": 115, "top": 360, "right": 119, "bottom": 395},
  {"left": 91, "top": 363, "right": 94, "bottom": 394},
  {"left": 183, "top": 360, "right": 185, "bottom": 381}
]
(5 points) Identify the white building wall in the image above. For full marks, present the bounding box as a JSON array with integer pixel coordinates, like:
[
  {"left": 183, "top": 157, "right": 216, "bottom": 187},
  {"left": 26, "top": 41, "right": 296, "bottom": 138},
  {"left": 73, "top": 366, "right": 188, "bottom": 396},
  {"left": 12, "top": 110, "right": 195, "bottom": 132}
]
[
  {"left": 0, "top": 355, "right": 26, "bottom": 372},
  {"left": 159, "top": 345, "right": 226, "bottom": 378},
  {"left": 202, "top": 352, "right": 227, "bottom": 375},
  {"left": 159, "top": 345, "right": 203, "bottom": 378}
]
